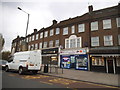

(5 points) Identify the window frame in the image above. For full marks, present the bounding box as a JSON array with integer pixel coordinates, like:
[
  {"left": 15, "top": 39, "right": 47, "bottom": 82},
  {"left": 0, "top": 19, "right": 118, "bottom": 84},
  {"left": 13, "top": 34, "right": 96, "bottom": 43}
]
[
  {"left": 103, "top": 19, "right": 112, "bottom": 29},
  {"left": 104, "top": 35, "right": 113, "bottom": 46},
  {"left": 78, "top": 24, "right": 85, "bottom": 33},
  {"left": 91, "top": 36, "right": 99, "bottom": 46},
  {"left": 63, "top": 27, "right": 68, "bottom": 35},
  {"left": 91, "top": 21, "right": 98, "bottom": 31}
]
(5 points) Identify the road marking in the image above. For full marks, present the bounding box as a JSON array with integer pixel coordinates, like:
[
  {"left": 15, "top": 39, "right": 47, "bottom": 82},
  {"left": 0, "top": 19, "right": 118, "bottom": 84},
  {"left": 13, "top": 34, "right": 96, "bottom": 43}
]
[
  {"left": 21, "top": 75, "right": 49, "bottom": 79},
  {"left": 8, "top": 74, "right": 17, "bottom": 76},
  {"left": 40, "top": 81, "right": 53, "bottom": 85}
]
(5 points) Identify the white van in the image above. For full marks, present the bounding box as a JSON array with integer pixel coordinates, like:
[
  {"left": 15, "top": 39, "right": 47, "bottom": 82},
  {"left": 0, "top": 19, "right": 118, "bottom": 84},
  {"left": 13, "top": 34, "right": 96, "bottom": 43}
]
[{"left": 5, "top": 50, "right": 42, "bottom": 75}]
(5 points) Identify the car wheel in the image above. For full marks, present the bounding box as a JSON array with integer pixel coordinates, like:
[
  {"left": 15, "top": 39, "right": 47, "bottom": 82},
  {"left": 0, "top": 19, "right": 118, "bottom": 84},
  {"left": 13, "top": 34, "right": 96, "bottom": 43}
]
[
  {"left": 5, "top": 66, "right": 9, "bottom": 72},
  {"left": 19, "top": 67, "right": 24, "bottom": 75}
]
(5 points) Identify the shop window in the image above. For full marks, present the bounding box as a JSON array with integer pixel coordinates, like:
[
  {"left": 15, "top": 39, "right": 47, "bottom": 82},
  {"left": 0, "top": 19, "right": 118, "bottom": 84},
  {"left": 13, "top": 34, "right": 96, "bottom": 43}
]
[
  {"left": 92, "top": 57, "right": 104, "bottom": 66},
  {"left": 116, "top": 57, "right": 120, "bottom": 66}
]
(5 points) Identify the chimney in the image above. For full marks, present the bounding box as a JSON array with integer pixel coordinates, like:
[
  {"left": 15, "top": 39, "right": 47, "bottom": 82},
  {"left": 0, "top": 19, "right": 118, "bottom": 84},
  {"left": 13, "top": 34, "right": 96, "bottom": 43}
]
[
  {"left": 34, "top": 29, "right": 37, "bottom": 33},
  {"left": 52, "top": 20, "right": 57, "bottom": 25},
  {"left": 88, "top": 5, "right": 93, "bottom": 13}
]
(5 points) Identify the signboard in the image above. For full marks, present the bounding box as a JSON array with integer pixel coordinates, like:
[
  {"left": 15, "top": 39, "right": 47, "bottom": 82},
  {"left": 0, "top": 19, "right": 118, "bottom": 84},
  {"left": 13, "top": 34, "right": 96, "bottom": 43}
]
[{"left": 60, "top": 49, "right": 87, "bottom": 55}]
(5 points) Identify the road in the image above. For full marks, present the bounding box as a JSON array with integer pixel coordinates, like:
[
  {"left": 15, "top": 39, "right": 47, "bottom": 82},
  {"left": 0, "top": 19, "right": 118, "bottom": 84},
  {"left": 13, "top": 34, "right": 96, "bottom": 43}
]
[{"left": 1, "top": 70, "right": 119, "bottom": 89}]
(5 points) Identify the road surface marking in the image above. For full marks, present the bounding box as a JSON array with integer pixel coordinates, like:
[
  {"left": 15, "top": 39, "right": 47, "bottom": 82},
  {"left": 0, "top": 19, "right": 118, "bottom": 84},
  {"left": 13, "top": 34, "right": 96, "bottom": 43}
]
[{"left": 40, "top": 81, "right": 53, "bottom": 85}]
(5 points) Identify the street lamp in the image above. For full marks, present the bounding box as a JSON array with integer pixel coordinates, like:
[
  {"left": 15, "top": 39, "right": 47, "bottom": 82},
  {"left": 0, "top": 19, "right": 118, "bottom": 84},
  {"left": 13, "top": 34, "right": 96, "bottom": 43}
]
[{"left": 17, "top": 7, "right": 30, "bottom": 41}]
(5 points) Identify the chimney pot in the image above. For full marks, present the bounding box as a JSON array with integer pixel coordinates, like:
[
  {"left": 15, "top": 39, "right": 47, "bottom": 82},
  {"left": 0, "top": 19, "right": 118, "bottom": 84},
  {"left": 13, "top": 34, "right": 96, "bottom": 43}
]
[
  {"left": 88, "top": 5, "right": 93, "bottom": 12},
  {"left": 34, "top": 29, "right": 37, "bottom": 32},
  {"left": 52, "top": 20, "right": 57, "bottom": 25}
]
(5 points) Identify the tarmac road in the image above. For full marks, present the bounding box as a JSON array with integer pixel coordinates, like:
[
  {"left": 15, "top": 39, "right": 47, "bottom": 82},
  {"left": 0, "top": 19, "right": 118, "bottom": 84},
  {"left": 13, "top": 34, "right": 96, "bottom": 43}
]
[{"left": 1, "top": 70, "right": 119, "bottom": 89}]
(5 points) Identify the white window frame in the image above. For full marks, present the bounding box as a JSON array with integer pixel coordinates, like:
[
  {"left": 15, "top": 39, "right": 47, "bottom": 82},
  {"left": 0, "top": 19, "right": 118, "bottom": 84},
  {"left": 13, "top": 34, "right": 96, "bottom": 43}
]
[
  {"left": 32, "top": 35, "right": 34, "bottom": 41},
  {"left": 39, "top": 42, "right": 42, "bottom": 49},
  {"left": 28, "top": 45, "right": 31, "bottom": 50},
  {"left": 36, "top": 34, "right": 39, "bottom": 40},
  {"left": 65, "top": 36, "right": 82, "bottom": 49},
  {"left": 91, "top": 21, "right": 98, "bottom": 31},
  {"left": 35, "top": 43, "right": 38, "bottom": 50},
  {"left": 40, "top": 32, "right": 43, "bottom": 39},
  {"left": 29, "top": 36, "right": 31, "bottom": 42},
  {"left": 43, "top": 42, "right": 47, "bottom": 48},
  {"left": 49, "top": 40, "right": 53, "bottom": 47},
  {"left": 78, "top": 24, "right": 85, "bottom": 32},
  {"left": 50, "top": 29, "right": 54, "bottom": 36},
  {"left": 104, "top": 35, "right": 113, "bottom": 46},
  {"left": 44, "top": 31, "right": 48, "bottom": 38},
  {"left": 56, "top": 28, "right": 60, "bottom": 35},
  {"left": 55, "top": 40, "right": 59, "bottom": 47},
  {"left": 116, "top": 18, "right": 120, "bottom": 27},
  {"left": 91, "top": 36, "right": 99, "bottom": 46},
  {"left": 103, "top": 19, "right": 112, "bottom": 29},
  {"left": 71, "top": 25, "right": 75, "bottom": 34},
  {"left": 63, "top": 27, "right": 68, "bottom": 35}
]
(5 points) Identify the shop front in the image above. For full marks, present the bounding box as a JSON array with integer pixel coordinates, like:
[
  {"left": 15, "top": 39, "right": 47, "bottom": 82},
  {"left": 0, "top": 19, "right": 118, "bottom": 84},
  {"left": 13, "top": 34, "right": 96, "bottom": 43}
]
[
  {"left": 41, "top": 48, "right": 59, "bottom": 66},
  {"left": 60, "top": 48, "right": 88, "bottom": 71},
  {"left": 90, "top": 54, "right": 120, "bottom": 74}
]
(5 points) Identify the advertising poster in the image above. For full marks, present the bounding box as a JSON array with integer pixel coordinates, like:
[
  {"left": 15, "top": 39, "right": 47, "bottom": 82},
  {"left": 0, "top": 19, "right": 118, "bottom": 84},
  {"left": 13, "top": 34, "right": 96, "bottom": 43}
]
[
  {"left": 61, "top": 55, "right": 70, "bottom": 69},
  {"left": 75, "top": 55, "right": 88, "bottom": 70}
]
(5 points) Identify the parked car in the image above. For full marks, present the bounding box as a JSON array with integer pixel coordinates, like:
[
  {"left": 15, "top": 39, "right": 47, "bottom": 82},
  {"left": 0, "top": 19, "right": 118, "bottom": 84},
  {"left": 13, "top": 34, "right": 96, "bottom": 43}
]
[
  {"left": 5, "top": 50, "right": 42, "bottom": 75},
  {"left": 0, "top": 60, "right": 8, "bottom": 70}
]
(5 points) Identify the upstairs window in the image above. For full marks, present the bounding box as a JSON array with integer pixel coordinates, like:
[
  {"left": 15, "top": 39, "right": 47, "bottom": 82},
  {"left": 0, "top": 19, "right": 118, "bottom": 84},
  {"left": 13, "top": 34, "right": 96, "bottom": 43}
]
[
  {"left": 36, "top": 34, "right": 39, "bottom": 40},
  {"left": 91, "top": 21, "right": 98, "bottom": 31},
  {"left": 116, "top": 18, "right": 120, "bottom": 27},
  {"left": 78, "top": 24, "right": 85, "bottom": 32},
  {"left": 103, "top": 19, "right": 111, "bottom": 29},
  {"left": 55, "top": 40, "right": 59, "bottom": 47},
  {"left": 104, "top": 35, "right": 113, "bottom": 46},
  {"left": 29, "top": 36, "right": 31, "bottom": 42},
  {"left": 40, "top": 32, "right": 43, "bottom": 39},
  {"left": 43, "top": 42, "right": 47, "bottom": 48},
  {"left": 44, "top": 31, "right": 48, "bottom": 38},
  {"left": 63, "top": 27, "right": 68, "bottom": 35},
  {"left": 91, "top": 36, "right": 99, "bottom": 46},
  {"left": 50, "top": 29, "right": 54, "bottom": 36},
  {"left": 39, "top": 42, "right": 42, "bottom": 49},
  {"left": 35, "top": 43, "right": 38, "bottom": 50},
  {"left": 118, "top": 35, "right": 120, "bottom": 45},
  {"left": 49, "top": 40, "right": 53, "bottom": 47},
  {"left": 71, "top": 25, "right": 75, "bottom": 34},
  {"left": 32, "top": 35, "right": 34, "bottom": 41},
  {"left": 55, "top": 28, "right": 60, "bottom": 35}
]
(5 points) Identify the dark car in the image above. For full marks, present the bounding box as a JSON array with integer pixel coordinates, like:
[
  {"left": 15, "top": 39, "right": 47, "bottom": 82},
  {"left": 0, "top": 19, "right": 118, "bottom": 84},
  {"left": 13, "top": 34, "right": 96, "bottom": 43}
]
[{"left": 0, "top": 60, "right": 8, "bottom": 70}]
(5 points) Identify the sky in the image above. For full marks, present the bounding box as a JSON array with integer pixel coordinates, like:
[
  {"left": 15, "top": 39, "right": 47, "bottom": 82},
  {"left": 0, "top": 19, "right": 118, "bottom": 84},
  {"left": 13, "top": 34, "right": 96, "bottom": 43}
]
[{"left": 0, "top": 0, "right": 119, "bottom": 51}]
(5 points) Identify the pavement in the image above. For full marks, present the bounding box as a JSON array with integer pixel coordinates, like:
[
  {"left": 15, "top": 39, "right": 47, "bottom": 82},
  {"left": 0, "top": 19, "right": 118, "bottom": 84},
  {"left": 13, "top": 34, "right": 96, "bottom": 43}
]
[{"left": 39, "top": 67, "right": 120, "bottom": 87}]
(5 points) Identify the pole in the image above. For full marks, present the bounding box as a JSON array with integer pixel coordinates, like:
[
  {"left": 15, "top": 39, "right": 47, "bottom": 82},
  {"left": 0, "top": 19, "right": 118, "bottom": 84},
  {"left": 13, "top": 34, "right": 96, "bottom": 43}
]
[{"left": 25, "top": 14, "right": 29, "bottom": 42}]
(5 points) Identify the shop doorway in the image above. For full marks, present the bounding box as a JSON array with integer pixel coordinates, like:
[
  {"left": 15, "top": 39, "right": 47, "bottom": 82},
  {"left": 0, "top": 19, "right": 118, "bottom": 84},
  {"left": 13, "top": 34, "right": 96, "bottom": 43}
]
[{"left": 107, "top": 60, "right": 114, "bottom": 73}]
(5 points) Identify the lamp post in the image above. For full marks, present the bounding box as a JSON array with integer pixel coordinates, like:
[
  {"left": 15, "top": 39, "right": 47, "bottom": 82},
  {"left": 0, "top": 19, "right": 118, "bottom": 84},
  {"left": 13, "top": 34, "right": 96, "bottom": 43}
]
[{"left": 18, "top": 7, "right": 30, "bottom": 41}]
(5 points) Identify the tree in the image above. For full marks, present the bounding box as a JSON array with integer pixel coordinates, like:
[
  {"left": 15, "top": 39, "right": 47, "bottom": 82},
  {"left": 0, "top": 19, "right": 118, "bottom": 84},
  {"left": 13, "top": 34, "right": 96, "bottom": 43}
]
[
  {"left": 0, "top": 33, "right": 5, "bottom": 52},
  {"left": 2, "top": 51, "right": 11, "bottom": 61}
]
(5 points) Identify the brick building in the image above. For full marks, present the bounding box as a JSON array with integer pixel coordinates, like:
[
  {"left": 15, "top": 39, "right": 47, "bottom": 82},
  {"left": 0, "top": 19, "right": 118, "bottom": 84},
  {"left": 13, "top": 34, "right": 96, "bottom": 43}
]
[{"left": 11, "top": 4, "right": 120, "bottom": 74}]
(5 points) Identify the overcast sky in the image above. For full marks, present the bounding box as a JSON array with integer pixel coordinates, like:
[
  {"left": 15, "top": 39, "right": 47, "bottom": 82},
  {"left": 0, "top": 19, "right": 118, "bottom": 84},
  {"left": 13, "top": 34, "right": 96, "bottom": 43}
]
[{"left": 0, "top": 0, "right": 119, "bottom": 51}]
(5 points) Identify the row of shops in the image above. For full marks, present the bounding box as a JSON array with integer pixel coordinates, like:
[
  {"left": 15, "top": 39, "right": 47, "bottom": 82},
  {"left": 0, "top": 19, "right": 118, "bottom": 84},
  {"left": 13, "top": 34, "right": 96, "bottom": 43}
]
[{"left": 41, "top": 47, "right": 120, "bottom": 74}]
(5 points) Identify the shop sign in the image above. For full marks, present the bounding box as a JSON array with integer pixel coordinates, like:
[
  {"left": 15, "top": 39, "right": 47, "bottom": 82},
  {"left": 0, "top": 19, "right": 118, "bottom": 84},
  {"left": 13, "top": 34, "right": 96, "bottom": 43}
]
[{"left": 60, "top": 49, "right": 86, "bottom": 55}]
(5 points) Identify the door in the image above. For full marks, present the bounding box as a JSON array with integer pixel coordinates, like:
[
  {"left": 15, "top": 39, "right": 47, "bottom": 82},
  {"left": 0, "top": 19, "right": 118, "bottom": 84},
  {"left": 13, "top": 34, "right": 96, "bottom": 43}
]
[
  {"left": 70, "top": 56, "right": 75, "bottom": 68},
  {"left": 107, "top": 60, "right": 114, "bottom": 73}
]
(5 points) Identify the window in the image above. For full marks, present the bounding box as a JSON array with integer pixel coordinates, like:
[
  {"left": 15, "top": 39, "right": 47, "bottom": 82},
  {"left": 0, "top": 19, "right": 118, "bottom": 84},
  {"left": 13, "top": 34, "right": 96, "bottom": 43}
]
[
  {"left": 116, "top": 57, "right": 120, "bottom": 66},
  {"left": 78, "top": 24, "right": 85, "bottom": 32},
  {"left": 116, "top": 18, "right": 120, "bottom": 27},
  {"left": 65, "top": 39, "right": 69, "bottom": 48},
  {"left": 31, "top": 44, "right": 34, "bottom": 50},
  {"left": 91, "top": 36, "right": 99, "bottom": 46},
  {"left": 26, "top": 38, "right": 28, "bottom": 42},
  {"left": 49, "top": 40, "right": 53, "bottom": 47},
  {"left": 103, "top": 19, "right": 111, "bottom": 29},
  {"left": 104, "top": 35, "right": 113, "bottom": 46},
  {"left": 29, "top": 37, "right": 31, "bottom": 42},
  {"left": 36, "top": 34, "right": 39, "bottom": 40},
  {"left": 28, "top": 45, "right": 31, "bottom": 50},
  {"left": 65, "top": 35, "right": 82, "bottom": 49},
  {"left": 32, "top": 35, "right": 34, "bottom": 41},
  {"left": 44, "top": 31, "right": 48, "bottom": 37},
  {"left": 56, "top": 28, "right": 60, "bottom": 35},
  {"left": 55, "top": 40, "right": 59, "bottom": 47},
  {"left": 63, "top": 27, "right": 68, "bottom": 35},
  {"left": 91, "top": 21, "right": 98, "bottom": 31},
  {"left": 50, "top": 29, "right": 54, "bottom": 36},
  {"left": 118, "top": 35, "right": 120, "bottom": 45},
  {"left": 92, "top": 57, "right": 104, "bottom": 66},
  {"left": 35, "top": 43, "right": 38, "bottom": 50},
  {"left": 43, "top": 42, "right": 47, "bottom": 48},
  {"left": 40, "top": 32, "right": 43, "bottom": 39},
  {"left": 71, "top": 25, "right": 75, "bottom": 34},
  {"left": 39, "top": 42, "right": 42, "bottom": 49}
]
